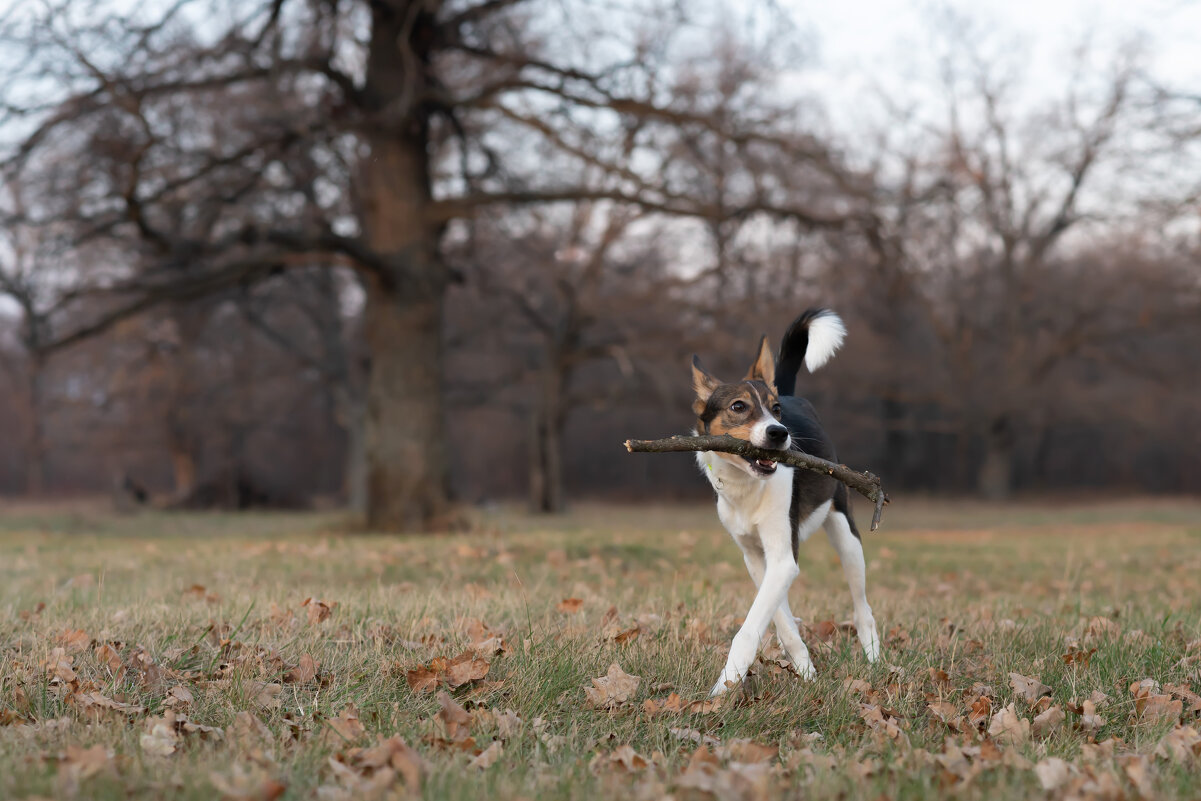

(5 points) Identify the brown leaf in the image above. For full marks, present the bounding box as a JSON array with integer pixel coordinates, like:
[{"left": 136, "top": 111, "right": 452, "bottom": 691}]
[
  {"left": 283, "top": 654, "right": 319, "bottom": 685},
  {"left": 302, "top": 597, "right": 336, "bottom": 625},
  {"left": 57, "top": 629, "right": 91, "bottom": 654},
  {"left": 583, "top": 663, "right": 641, "bottom": 709},
  {"left": 209, "top": 767, "right": 287, "bottom": 801},
  {"left": 444, "top": 652, "right": 491, "bottom": 688},
  {"left": 1062, "top": 644, "right": 1098, "bottom": 667},
  {"left": 1120, "top": 754, "right": 1154, "bottom": 798},
  {"left": 557, "top": 598, "right": 584, "bottom": 614},
  {"left": 141, "top": 714, "right": 181, "bottom": 756},
  {"left": 859, "top": 704, "right": 908, "bottom": 744},
  {"left": 406, "top": 664, "right": 440, "bottom": 694},
  {"left": 468, "top": 740, "right": 503, "bottom": 769},
  {"left": 1085, "top": 616, "right": 1121, "bottom": 639},
  {"left": 1079, "top": 699, "right": 1107, "bottom": 734},
  {"left": 1154, "top": 725, "right": 1201, "bottom": 762},
  {"left": 1137, "top": 695, "right": 1183, "bottom": 724},
  {"left": 928, "top": 701, "right": 963, "bottom": 731},
  {"left": 987, "top": 703, "right": 1031, "bottom": 744},
  {"left": 968, "top": 695, "right": 992, "bottom": 730},
  {"left": 1034, "top": 757, "right": 1074, "bottom": 791},
  {"left": 59, "top": 743, "right": 113, "bottom": 783},
  {"left": 1009, "top": 672, "right": 1051, "bottom": 705},
  {"left": 723, "top": 738, "right": 778, "bottom": 764},
  {"left": 1032, "top": 705, "right": 1065, "bottom": 738},
  {"left": 590, "top": 744, "right": 650, "bottom": 774},
  {"left": 643, "top": 693, "right": 688, "bottom": 717},
  {"left": 327, "top": 705, "right": 366, "bottom": 743},
  {"left": 669, "top": 727, "right": 721, "bottom": 748},
  {"left": 436, "top": 691, "right": 473, "bottom": 741},
  {"left": 163, "top": 685, "right": 195, "bottom": 709},
  {"left": 495, "top": 709, "right": 522, "bottom": 740}
]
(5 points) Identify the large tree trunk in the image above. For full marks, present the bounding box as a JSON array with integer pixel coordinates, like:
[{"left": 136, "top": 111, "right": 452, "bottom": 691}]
[
  {"left": 24, "top": 353, "right": 47, "bottom": 495},
  {"left": 528, "top": 359, "right": 569, "bottom": 514},
  {"left": 356, "top": 1, "right": 453, "bottom": 531},
  {"left": 977, "top": 416, "right": 1015, "bottom": 500},
  {"left": 362, "top": 279, "right": 451, "bottom": 529}
]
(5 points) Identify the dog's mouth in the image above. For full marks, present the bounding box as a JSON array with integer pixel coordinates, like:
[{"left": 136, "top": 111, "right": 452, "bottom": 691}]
[{"left": 744, "top": 457, "right": 778, "bottom": 476}]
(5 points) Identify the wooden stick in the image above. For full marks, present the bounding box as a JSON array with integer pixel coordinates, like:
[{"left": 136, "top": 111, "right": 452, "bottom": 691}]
[{"left": 624, "top": 434, "right": 890, "bottom": 531}]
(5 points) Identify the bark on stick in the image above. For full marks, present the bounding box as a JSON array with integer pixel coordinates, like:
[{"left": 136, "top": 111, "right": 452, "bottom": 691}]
[{"left": 624, "top": 434, "right": 890, "bottom": 531}]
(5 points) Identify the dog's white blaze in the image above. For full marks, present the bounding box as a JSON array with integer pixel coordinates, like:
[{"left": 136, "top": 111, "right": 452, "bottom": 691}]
[
  {"left": 804, "top": 311, "right": 846, "bottom": 372},
  {"left": 750, "top": 399, "right": 791, "bottom": 450}
]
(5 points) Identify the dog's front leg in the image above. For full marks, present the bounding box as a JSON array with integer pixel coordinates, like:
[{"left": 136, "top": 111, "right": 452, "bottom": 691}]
[{"left": 710, "top": 534, "right": 799, "bottom": 696}]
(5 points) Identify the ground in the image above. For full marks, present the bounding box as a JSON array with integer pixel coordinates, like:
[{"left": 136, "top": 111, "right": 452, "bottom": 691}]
[{"left": 1, "top": 496, "right": 1199, "bottom": 800}]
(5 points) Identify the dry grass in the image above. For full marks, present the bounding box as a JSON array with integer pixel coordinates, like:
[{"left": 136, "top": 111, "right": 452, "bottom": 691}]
[{"left": 1, "top": 496, "right": 1200, "bottom": 800}]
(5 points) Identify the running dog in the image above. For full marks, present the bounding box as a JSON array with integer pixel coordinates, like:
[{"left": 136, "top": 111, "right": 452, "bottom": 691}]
[{"left": 692, "top": 309, "right": 880, "bottom": 696}]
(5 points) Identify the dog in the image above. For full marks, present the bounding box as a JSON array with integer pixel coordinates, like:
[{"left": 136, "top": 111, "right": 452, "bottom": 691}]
[{"left": 691, "top": 308, "right": 880, "bottom": 696}]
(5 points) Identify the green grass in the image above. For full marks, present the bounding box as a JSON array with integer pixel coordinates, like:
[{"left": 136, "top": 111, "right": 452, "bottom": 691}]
[{"left": 1, "top": 496, "right": 1200, "bottom": 800}]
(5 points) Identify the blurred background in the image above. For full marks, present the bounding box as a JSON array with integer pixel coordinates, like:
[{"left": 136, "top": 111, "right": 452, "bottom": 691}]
[{"left": 0, "top": 0, "right": 1198, "bottom": 530}]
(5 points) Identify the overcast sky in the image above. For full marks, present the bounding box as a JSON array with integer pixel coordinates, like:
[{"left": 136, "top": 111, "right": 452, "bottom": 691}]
[{"left": 792, "top": 0, "right": 1201, "bottom": 127}]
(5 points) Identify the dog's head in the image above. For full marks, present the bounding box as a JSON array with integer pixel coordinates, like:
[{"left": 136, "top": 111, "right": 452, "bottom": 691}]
[{"left": 692, "top": 336, "right": 792, "bottom": 478}]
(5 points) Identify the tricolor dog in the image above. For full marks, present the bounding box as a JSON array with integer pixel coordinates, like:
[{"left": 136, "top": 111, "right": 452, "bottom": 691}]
[{"left": 692, "top": 309, "right": 880, "bottom": 696}]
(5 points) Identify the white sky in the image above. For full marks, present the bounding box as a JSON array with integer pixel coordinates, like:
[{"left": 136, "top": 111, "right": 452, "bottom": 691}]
[{"left": 792, "top": 0, "right": 1201, "bottom": 128}]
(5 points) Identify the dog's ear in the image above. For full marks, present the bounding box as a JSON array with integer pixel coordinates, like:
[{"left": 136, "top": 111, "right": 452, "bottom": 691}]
[
  {"left": 744, "top": 335, "right": 776, "bottom": 389},
  {"left": 692, "top": 355, "right": 721, "bottom": 414}
]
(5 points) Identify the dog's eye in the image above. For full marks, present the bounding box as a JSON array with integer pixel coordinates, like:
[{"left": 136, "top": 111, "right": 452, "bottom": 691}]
[
  {"left": 772, "top": 403, "right": 782, "bottom": 416},
  {"left": 730, "top": 401, "right": 748, "bottom": 413}
]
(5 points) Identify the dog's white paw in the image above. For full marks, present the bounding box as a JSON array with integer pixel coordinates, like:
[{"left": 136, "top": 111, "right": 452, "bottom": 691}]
[
  {"left": 791, "top": 657, "right": 817, "bottom": 680},
  {"left": 858, "top": 617, "right": 881, "bottom": 663}
]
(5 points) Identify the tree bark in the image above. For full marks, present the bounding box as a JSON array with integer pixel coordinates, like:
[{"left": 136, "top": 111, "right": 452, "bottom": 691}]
[
  {"left": 529, "top": 362, "right": 567, "bottom": 514},
  {"left": 24, "top": 352, "right": 47, "bottom": 495},
  {"left": 977, "top": 416, "right": 1015, "bottom": 500},
  {"left": 356, "top": 1, "right": 454, "bottom": 531}
]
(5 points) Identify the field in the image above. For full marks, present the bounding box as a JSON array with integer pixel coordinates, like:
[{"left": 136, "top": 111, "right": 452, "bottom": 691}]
[{"left": 1, "top": 496, "right": 1200, "bottom": 800}]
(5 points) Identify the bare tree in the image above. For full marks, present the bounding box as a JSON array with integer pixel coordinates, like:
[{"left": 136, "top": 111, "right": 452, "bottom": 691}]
[{"left": 0, "top": 0, "right": 854, "bottom": 529}]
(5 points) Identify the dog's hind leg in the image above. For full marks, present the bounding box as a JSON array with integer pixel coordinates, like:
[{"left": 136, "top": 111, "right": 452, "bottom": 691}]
[
  {"left": 740, "top": 549, "right": 816, "bottom": 680},
  {"left": 824, "top": 509, "right": 881, "bottom": 662}
]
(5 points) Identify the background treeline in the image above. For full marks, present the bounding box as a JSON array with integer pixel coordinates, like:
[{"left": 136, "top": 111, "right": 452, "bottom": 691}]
[{"left": 0, "top": 1, "right": 1198, "bottom": 516}]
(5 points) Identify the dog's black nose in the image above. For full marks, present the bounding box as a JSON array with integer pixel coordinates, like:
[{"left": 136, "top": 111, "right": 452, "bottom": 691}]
[{"left": 766, "top": 425, "right": 789, "bottom": 446}]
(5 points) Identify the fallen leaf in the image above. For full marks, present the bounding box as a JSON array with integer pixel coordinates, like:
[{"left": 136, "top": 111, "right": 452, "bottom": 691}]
[
  {"left": 1154, "top": 725, "right": 1201, "bottom": 762},
  {"left": 859, "top": 704, "right": 908, "bottom": 744},
  {"left": 406, "top": 663, "right": 440, "bottom": 694},
  {"left": 1079, "top": 699, "right": 1107, "bottom": 734},
  {"left": 584, "top": 663, "right": 641, "bottom": 709},
  {"left": 1032, "top": 705, "right": 1065, "bottom": 738},
  {"left": 495, "top": 709, "right": 522, "bottom": 740},
  {"left": 59, "top": 743, "right": 113, "bottom": 784},
  {"left": 1137, "top": 695, "right": 1183, "bottom": 724},
  {"left": 669, "top": 727, "right": 721, "bottom": 747},
  {"left": 723, "top": 738, "right": 778, "bottom": 763},
  {"left": 57, "top": 629, "right": 91, "bottom": 654},
  {"left": 1120, "top": 754, "right": 1154, "bottom": 798},
  {"left": 436, "top": 691, "right": 472, "bottom": 741},
  {"left": 302, "top": 597, "right": 336, "bottom": 625},
  {"left": 968, "top": 695, "right": 992, "bottom": 730},
  {"left": 443, "top": 652, "right": 490, "bottom": 688},
  {"left": 1034, "top": 757, "right": 1074, "bottom": 791},
  {"left": 209, "top": 767, "right": 286, "bottom": 801},
  {"left": 557, "top": 598, "right": 584, "bottom": 614},
  {"left": 1009, "top": 672, "right": 1051, "bottom": 705},
  {"left": 327, "top": 705, "right": 366, "bottom": 743},
  {"left": 643, "top": 693, "right": 688, "bottom": 717},
  {"left": 283, "top": 654, "right": 319, "bottom": 685},
  {"left": 928, "top": 701, "right": 963, "bottom": 731},
  {"left": 590, "top": 744, "right": 650, "bottom": 774},
  {"left": 987, "top": 703, "right": 1030, "bottom": 744},
  {"left": 468, "top": 740, "right": 503, "bottom": 769},
  {"left": 141, "top": 715, "right": 180, "bottom": 756}
]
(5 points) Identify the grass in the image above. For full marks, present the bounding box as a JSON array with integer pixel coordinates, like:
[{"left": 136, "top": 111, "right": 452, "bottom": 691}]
[{"left": 1, "top": 495, "right": 1200, "bottom": 800}]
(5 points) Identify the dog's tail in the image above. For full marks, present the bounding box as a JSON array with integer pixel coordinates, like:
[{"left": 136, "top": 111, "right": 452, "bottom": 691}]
[{"left": 774, "top": 308, "right": 846, "bottom": 396}]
